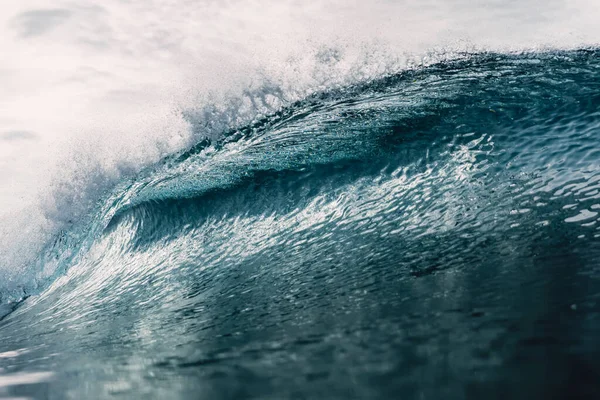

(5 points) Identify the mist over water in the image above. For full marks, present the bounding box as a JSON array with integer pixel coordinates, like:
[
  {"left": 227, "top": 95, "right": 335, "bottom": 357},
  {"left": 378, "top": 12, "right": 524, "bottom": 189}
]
[{"left": 1, "top": 1, "right": 600, "bottom": 399}]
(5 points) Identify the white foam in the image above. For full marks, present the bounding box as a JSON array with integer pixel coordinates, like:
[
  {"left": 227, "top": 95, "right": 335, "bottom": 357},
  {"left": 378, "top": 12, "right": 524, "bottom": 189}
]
[{"left": 0, "top": 0, "right": 599, "bottom": 298}]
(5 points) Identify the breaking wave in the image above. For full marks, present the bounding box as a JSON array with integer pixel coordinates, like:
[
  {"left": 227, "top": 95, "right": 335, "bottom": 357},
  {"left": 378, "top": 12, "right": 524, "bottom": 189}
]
[{"left": 1, "top": 49, "right": 600, "bottom": 398}]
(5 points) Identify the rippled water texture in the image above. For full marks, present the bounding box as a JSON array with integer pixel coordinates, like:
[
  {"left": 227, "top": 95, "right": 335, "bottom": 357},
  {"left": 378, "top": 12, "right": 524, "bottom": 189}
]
[{"left": 1, "top": 50, "right": 600, "bottom": 399}]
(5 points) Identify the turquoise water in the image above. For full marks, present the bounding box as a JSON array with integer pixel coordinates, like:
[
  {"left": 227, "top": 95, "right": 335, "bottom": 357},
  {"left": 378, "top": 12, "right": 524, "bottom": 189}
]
[{"left": 1, "top": 50, "right": 600, "bottom": 398}]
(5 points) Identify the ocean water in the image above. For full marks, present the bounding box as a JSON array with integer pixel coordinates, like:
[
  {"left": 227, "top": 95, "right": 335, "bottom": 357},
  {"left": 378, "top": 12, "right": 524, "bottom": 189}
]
[{"left": 1, "top": 1, "right": 600, "bottom": 399}]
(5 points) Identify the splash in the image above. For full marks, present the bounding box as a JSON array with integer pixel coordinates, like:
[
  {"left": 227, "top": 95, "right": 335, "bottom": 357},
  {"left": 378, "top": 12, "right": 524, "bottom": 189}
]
[{"left": 1, "top": 0, "right": 600, "bottom": 300}]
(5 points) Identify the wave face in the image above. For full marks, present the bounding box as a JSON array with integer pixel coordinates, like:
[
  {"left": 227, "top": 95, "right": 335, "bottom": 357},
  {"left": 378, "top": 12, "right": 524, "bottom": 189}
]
[{"left": 1, "top": 50, "right": 600, "bottom": 399}]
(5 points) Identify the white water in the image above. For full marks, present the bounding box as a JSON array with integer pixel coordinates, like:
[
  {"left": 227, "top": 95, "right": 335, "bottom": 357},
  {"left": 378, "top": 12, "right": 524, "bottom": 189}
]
[{"left": 0, "top": 0, "right": 599, "bottom": 296}]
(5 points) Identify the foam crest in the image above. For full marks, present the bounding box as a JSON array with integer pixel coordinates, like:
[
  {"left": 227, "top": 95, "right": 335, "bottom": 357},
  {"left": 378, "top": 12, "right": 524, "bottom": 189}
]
[{"left": 1, "top": 0, "right": 599, "bottom": 302}]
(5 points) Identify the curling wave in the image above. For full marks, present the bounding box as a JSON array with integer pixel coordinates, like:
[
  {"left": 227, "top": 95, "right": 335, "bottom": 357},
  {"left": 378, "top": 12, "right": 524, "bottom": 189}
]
[{"left": 1, "top": 49, "right": 600, "bottom": 399}]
